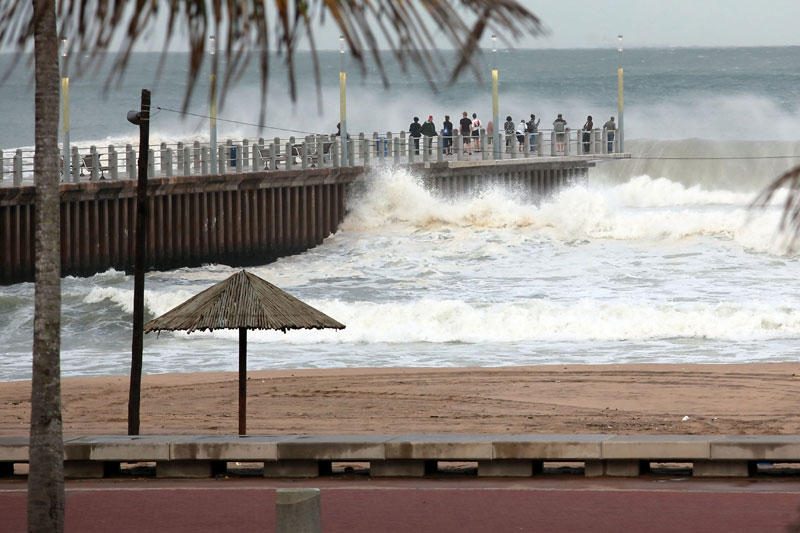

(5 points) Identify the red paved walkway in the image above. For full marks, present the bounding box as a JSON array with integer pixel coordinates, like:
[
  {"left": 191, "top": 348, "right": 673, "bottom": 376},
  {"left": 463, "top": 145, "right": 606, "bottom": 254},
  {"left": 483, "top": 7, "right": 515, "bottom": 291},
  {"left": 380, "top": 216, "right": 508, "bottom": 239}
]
[{"left": 3, "top": 478, "right": 800, "bottom": 532}]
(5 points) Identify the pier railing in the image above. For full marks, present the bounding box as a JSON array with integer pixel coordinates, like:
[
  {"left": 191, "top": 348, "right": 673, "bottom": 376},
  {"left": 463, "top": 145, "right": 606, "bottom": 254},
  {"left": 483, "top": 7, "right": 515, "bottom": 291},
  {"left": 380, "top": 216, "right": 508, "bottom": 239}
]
[{"left": 0, "top": 127, "right": 621, "bottom": 186}]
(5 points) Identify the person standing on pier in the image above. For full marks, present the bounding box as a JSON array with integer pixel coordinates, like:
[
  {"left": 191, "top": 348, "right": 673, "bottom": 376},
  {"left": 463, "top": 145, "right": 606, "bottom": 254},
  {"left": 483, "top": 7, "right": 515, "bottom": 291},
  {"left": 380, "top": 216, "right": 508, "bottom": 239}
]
[
  {"left": 582, "top": 115, "right": 593, "bottom": 154},
  {"left": 442, "top": 115, "right": 454, "bottom": 155},
  {"left": 471, "top": 113, "right": 482, "bottom": 152},
  {"left": 527, "top": 114, "right": 540, "bottom": 152},
  {"left": 517, "top": 118, "right": 528, "bottom": 151},
  {"left": 459, "top": 112, "right": 472, "bottom": 155},
  {"left": 604, "top": 116, "right": 617, "bottom": 153},
  {"left": 553, "top": 114, "right": 567, "bottom": 154},
  {"left": 409, "top": 117, "right": 422, "bottom": 155},
  {"left": 504, "top": 116, "right": 515, "bottom": 152},
  {"left": 421, "top": 115, "right": 438, "bottom": 155}
]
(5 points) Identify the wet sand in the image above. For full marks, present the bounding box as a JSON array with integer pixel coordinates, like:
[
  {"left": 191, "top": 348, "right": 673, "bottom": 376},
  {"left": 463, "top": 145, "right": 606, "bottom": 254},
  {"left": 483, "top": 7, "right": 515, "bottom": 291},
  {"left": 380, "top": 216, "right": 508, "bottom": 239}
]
[{"left": 2, "top": 363, "right": 800, "bottom": 436}]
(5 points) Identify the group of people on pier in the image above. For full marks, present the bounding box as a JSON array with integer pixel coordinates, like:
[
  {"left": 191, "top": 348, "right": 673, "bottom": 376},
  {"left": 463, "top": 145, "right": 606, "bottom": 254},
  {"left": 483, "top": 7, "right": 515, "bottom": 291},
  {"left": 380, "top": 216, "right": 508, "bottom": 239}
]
[{"left": 407, "top": 112, "right": 617, "bottom": 155}]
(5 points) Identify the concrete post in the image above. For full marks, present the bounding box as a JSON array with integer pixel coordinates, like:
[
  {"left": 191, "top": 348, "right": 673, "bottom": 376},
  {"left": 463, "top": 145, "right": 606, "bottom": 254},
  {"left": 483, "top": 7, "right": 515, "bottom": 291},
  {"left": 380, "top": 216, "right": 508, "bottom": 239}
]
[
  {"left": 125, "top": 145, "right": 135, "bottom": 180},
  {"left": 226, "top": 139, "right": 233, "bottom": 171},
  {"left": 286, "top": 142, "right": 293, "bottom": 170},
  {"left": 408, "top": 137, "right": 415, "bottom": 164},
  {"left": 276, "top": 488, "right": 321, "bottom": 533},
  {"left": 437, "top": 134, "right": 443, "bottom": 162},
  {"left": 301, "top": 140, "right": 308, "bottom": 169},
  {"left": 235, "top": 143, "right": 243, "bottom": 170},
  {"left": 271, "top": 139, "right": 279, "bottom": 170},
  {"left": 109, "top": 146, "right": 118, "bottom": 180},
  {"left": 165, "top": 149, "right": 174, "bottom": 177},
  {"left": 509, "top": 135, "right": 517, "bottom": 159},
  {"left": 242, "top": 139, "right": 249, "bottom": 169},
  {"left": 0, "top": 151, "right": 3, "bottom": 182},
  {"left": 217, "top": 145, "right": 225, "bottom": 174},
  {"left": 13, "top": 149, "right": 22, "bottom": 185},
  {"left": 201, "top": 147, "right": 209, "bottom": 175},
  {"left": 399, "top": 131, "right": 406, "bottom": 157},
  {"left": 523, "top": 132, "right": 530, "bottom": 157},
  {"left": 71, "top": 146, "right": 81, "bottom": 182},
  {"left": 564, "top": 128, "right": 571, "bottom": 156},
  {"left": 147, "top": 148, "right": 155, "bottom": 177},
  {"left": 374, "top": 133, "right": 382, "bottom": 164},
  {"left": 550, "top": 131, "right": 557, "bottom": 156},
  {"left": 253, "top": 141, "right": 262, "bottom": 170},
  {"left": 392, "top": 137, "right": 400, "bottom": 165},
  {"left": 537, "top": 132, "right": 544, "bottom": 156},
  {"left": 359, "top": 133, "right": 368, "bottom": 166},
  {"left": 332, "top": 140, "right": 340, "bottom": 167},
  {"left": 193, "top": 141, "right": 201, "bottom": 172},
  {"left": 177, "top": 142, "right": 184, "bottom": 172},
  {"left": 456, "top": 132, "right": 463, "bottom": 161},
  {"left": 422, "top": 136, "right": 430, "bottom": 163},
  {"left": 481, "top": 129, "right": 488, "bottom": 161},
  {"left": 183, "top": 146, "right": 191, "bottom": 175},
  {"left": 159, "top": 143, "right": 168, "bottom": 177}
]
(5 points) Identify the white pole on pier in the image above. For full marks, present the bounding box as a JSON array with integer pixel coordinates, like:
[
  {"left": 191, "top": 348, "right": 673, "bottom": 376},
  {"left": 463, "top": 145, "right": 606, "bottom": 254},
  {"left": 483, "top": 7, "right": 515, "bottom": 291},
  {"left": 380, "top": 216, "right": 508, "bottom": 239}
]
[
  {"left": 61, "top": 38, "right": 70, "bottom": 180},
  {"left": 491, "top": 34, "right": 500, "bottom": 160},
  {"left": 617, "top": 34, "right": 624, "bottom": 153},
  {"left": 339, "top": 35, "right": 349, "bottom": 167},
  {"left": 209, "top": 35, "right": 218, "bottom": 174}
]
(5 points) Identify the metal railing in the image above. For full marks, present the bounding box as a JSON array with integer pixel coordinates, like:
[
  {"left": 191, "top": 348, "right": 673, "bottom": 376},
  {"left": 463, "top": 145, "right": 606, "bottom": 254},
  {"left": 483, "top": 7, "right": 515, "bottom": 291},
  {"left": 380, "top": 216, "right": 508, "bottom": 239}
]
[{"left": 0, "top": 128, "right": 621, "bottom": 186}]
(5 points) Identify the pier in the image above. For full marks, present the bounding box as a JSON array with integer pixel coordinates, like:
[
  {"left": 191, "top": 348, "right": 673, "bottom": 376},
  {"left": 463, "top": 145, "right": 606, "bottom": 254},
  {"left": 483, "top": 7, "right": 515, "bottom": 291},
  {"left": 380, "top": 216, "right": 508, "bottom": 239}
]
[{"left": 0, "top": 130, "right": 627, "bottom": 284}]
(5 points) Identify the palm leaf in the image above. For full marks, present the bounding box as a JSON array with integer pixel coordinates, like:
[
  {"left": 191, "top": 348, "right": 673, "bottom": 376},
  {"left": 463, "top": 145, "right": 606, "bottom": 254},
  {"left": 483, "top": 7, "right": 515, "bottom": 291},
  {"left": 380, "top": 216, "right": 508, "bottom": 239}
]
[{"left": 0, "top": 0, "right": 543, "bottom": 128}]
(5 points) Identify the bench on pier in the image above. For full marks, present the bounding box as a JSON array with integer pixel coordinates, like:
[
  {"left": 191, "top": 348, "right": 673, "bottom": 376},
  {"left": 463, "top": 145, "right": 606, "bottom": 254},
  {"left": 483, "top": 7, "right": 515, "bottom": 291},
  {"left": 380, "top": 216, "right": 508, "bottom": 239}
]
[{"left": 81, "top": 154, "right": 111, "bottom": 179}]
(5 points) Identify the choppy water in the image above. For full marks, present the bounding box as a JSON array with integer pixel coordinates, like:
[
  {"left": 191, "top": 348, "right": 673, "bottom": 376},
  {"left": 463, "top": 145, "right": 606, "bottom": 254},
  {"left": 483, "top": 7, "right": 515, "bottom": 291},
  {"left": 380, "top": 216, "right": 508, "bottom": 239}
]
[{"left": 2, "top": 47, "right": 800, "bottom": 380}]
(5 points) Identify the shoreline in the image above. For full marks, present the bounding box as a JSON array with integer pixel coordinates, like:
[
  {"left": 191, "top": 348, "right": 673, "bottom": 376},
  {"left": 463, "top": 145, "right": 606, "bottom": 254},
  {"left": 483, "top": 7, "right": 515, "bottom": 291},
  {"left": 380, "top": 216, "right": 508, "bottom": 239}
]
[{"left": 2, "top": 363, "right": 799, "bottom": 437}]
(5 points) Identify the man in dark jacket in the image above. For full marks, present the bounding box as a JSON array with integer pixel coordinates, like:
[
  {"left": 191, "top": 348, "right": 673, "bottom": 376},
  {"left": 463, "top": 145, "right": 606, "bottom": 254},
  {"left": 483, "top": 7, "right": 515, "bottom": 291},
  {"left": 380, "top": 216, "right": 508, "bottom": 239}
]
[
  {"left": 421, "top": 115, "right": 438, "bottom": 156},
  {"left": 409, "top": 116, "right": 422, "bottom": 155},
  {"left": 442, "top": 115, "right": 454, "bottom": 155}
]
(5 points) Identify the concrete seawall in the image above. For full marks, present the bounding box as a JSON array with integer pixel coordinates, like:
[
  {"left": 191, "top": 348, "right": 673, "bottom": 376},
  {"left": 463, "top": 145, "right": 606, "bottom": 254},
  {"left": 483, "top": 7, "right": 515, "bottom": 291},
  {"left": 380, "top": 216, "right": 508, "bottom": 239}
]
[{"left": 0, "top": 158, "right": 594, "bottom": 285}]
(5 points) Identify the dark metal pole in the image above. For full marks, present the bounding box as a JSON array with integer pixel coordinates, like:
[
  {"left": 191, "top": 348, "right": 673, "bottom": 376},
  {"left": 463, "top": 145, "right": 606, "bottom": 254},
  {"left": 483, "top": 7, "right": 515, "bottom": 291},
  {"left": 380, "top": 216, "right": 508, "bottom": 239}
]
[
  {"left": 128, "top": 89, "right": 150, "bottom": 435},
  {"left": 239, "top": 327, "right": 247, "bottom": 435}
]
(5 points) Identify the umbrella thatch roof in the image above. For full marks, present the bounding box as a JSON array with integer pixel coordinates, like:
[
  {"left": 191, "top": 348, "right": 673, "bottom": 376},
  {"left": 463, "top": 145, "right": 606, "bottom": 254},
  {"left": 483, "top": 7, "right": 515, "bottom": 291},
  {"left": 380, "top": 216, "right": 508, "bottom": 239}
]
[{"left": 144, "top": 270, "right": 345, "bottom": 333}]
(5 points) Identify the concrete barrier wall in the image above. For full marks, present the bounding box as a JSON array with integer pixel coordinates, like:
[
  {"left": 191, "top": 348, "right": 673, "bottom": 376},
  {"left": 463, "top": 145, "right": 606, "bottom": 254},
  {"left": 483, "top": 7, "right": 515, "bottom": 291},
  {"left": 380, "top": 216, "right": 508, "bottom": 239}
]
[
  {"left": 0, "top": 434, "right": 795, "bottom": 479},
  {"left": 0, "top": 159, "right": 591, "bottom": 284}
]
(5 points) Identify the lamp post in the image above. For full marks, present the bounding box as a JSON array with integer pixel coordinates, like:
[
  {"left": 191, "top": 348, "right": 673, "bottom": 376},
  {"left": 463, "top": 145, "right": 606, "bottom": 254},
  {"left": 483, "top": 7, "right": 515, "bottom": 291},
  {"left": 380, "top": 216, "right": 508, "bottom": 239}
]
[
  {"left": 617, "top": 34, "right": 624, "bottom": 153},
  {"left": 339, "top": 35, "right": 348, "bottom": 166},
  {"left": 209, "top": 35, "right": 218, "bottom": 173},
  {"left": 491, "top": 34, "right": 500, "bottom": 160},
  {"left": 61, "top": 38, "right": 70, "bottom": 180}
]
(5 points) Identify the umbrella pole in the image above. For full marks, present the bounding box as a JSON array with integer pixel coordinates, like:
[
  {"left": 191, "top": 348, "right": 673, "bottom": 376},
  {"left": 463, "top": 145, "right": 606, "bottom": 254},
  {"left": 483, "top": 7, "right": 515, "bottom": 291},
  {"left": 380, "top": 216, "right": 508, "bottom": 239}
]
[{"left": 239, "top": 327, "right": 247, "bottom": 435}]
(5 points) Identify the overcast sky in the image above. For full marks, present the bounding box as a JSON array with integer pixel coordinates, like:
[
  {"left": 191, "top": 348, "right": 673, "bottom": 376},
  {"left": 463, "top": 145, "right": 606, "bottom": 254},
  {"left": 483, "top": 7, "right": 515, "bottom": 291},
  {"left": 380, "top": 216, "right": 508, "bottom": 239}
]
[
  {"left": 301, "top": 0, "right": 800, "bottom": 50},
  {"left": 36, "top": 0, "right": 800, "bottom": 53}
]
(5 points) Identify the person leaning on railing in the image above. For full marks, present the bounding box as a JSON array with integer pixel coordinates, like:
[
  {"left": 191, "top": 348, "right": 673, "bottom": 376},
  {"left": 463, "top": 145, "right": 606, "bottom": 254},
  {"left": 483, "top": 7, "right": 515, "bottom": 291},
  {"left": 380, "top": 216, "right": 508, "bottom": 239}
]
[
  {"left": 442, "top": 116, "right": 454, "bottom": 155},
  {"left": 421, "top": 115, "right": 438, "bottom": 156},
  {"left": 603, "top": 116, "right": 617, "bottom": 153},
  {"left": 409, "top": 116, "right": 422, "bottom": 155}
]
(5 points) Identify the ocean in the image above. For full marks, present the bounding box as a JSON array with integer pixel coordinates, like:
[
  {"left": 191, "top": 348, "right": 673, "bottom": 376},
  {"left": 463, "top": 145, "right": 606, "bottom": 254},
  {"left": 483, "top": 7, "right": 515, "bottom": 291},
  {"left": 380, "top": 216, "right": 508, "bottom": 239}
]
[{"left": 1, "top": 47, "right": 800, "bottom": 380}]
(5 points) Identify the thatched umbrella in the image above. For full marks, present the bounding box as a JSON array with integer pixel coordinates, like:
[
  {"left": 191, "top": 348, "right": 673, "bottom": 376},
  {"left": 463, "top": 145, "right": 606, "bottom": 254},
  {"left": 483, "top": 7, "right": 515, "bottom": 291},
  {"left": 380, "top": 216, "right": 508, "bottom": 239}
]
[{"left": 144, "top": 270, "right": 345, "bottom": 435}]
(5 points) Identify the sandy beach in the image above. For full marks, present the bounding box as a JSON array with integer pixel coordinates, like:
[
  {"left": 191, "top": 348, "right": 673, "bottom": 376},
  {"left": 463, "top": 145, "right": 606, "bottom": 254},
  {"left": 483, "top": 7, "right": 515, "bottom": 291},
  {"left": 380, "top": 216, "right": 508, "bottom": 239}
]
[{"left": 2, "top": 363, "right": 800, "bottom": 436}]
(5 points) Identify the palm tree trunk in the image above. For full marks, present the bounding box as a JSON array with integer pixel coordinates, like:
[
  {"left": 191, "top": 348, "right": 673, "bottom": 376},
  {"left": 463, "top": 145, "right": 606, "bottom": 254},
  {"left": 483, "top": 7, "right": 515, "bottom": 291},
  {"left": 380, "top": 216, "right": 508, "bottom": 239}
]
[{"left": 28, "top": 0, "right": 64, "bottom": 531}]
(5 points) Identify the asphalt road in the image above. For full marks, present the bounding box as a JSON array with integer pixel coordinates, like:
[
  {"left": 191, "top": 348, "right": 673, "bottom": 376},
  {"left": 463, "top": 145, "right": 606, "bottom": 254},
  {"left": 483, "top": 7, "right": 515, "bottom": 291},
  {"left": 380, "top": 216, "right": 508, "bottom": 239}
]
[{"left": 3, "top": 477, "right": 800, "bottom": 532}]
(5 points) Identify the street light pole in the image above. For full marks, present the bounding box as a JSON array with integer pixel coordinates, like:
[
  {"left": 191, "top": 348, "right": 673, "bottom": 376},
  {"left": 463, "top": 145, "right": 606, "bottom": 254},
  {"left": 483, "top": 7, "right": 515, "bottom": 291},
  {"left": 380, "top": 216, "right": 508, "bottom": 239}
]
[
  {"left": 492, "top": 35, "right": 500, "bottom": 160},
  {"left": 617, "top": 34, "right": 624, "bottom": 153},
  {"left": 209, "top": 35, "right": 218, "bottom": 173},
  {"left": 339, "top": 35, "right": 348, "bottom": 166},
  {"left": 61, "top": 38, "right": 70, "bottom": 180}
]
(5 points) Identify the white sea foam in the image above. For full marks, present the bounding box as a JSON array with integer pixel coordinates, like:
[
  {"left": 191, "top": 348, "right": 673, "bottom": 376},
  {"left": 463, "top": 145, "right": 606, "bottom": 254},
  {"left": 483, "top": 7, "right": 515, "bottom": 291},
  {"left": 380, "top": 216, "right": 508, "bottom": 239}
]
[
  {"left": 160, "top": 298, "right": 800, "bottom": 344},
  {"left": 341, "top": 169, "right": 792, "bottom": 254}
]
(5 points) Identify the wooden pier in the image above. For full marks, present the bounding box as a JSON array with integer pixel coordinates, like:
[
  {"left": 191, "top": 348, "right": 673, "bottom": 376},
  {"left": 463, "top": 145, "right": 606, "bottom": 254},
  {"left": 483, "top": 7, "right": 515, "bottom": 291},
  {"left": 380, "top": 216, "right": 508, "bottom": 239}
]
[{"left": 0, "top": 157, "right": 597, "bottom": 285}]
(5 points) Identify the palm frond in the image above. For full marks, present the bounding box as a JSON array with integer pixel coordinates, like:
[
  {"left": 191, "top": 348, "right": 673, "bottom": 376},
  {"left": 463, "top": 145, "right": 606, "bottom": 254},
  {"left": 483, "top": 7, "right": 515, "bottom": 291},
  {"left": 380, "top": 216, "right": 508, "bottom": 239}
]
[
  {"left": 0, "top": 0, "right": 544, "bottom": 127},
  {"left": 753, "top": 163, "right": 800, "bottom": 249}
]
